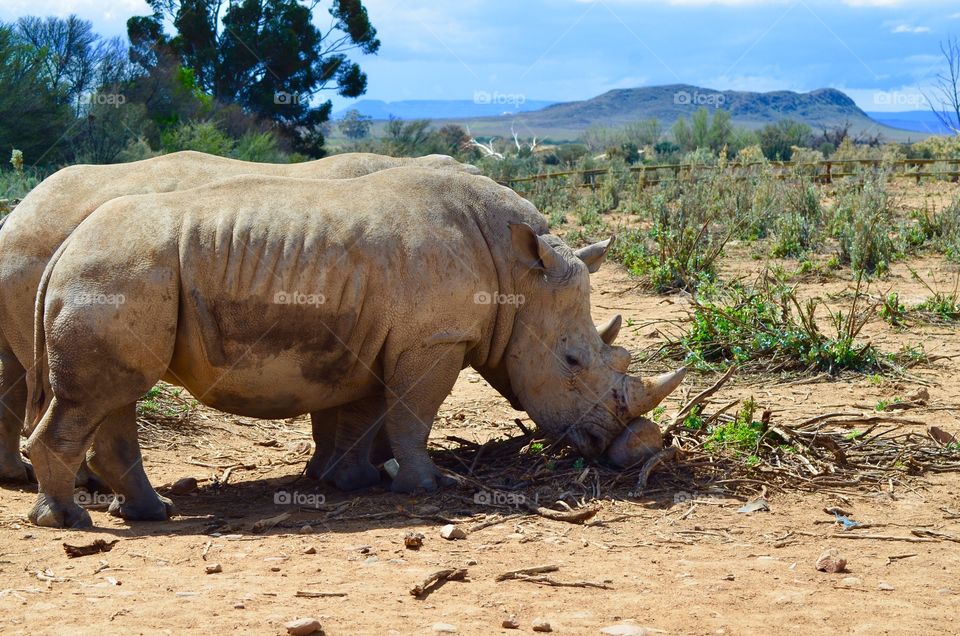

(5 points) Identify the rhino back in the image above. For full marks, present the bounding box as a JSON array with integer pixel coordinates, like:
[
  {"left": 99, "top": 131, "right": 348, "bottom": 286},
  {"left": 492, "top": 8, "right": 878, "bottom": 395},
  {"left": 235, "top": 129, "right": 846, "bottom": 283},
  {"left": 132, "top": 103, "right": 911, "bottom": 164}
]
[{"left": 163, "top": 169, "right": 529, "bottom": 416}]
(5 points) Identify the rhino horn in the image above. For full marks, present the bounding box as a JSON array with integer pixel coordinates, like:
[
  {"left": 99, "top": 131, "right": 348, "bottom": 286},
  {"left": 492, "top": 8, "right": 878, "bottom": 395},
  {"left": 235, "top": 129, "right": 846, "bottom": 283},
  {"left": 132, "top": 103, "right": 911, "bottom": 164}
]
[
  {"left": 623, "top": 367, "right": 687, "bottom": 418},
  {"left": 575, "top": 237, "right": 614, "bottom": 273},
  {"left": 597, "top": 314, "right": 622, "bottom": 345}
]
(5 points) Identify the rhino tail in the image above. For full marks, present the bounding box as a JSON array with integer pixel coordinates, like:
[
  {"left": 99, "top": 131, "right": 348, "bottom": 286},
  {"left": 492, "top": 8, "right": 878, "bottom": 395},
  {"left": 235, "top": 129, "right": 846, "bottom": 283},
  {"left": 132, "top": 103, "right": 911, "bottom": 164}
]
[{"left": 27, "top": 238, "right": 72, "bottom": 429}]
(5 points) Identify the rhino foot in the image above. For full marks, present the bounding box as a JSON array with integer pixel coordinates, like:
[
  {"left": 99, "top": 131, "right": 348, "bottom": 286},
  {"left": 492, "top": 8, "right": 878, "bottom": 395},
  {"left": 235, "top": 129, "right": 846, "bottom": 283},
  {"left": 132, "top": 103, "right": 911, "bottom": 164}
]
[
  {"left": 108, "top": 493, "right": 175, "bottom": 521},
  {"left": 29, "top": 494, "right": 92, "bottom": 529},
  {"left": 389, "top": 468, "right": 455, "bottom": 494},
  {"left": 304, "top": 453, "right": 333, "bottom": 482},
  {"left": 0, "top": 455, "right": 35, "bottom": 484},
  {"left": 334, "top": 463, "right": 381, "bottom": 491}
]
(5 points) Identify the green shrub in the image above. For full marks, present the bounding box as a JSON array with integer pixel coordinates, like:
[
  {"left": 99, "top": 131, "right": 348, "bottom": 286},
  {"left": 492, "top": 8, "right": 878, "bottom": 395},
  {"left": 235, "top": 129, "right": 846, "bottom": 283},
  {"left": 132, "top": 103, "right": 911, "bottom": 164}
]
[
  {"left": 829, "top": 176, "right": 896, "bottom": 274},
  {"left": 161, "top": 120, "right": 235, "bottom": 156},
  {"left": 232, "top": 131, "right": 285, "bottom": 163},
  {"left": 609, "top": 178, "right": 732, "bottom": 292},
  {"left": 771, "top": 179, "right": 823, "bottom": 257},
  {"left": 655, "top": 275, "right": 918, "bottom": 375}
]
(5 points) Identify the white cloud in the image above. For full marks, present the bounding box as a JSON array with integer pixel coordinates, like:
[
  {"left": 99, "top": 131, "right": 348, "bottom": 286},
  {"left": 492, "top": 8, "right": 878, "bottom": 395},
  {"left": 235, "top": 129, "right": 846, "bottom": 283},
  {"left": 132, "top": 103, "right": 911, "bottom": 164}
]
[{"left": 891, "top": 24, "right": 931, "bottom": 33}]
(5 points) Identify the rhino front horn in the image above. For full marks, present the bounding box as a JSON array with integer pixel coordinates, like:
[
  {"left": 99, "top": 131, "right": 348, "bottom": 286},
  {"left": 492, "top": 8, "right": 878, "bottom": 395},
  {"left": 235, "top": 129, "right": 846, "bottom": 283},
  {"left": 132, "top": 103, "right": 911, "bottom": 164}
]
[{"left": 624, "top": 367, "right": 687, "bottom": 418}]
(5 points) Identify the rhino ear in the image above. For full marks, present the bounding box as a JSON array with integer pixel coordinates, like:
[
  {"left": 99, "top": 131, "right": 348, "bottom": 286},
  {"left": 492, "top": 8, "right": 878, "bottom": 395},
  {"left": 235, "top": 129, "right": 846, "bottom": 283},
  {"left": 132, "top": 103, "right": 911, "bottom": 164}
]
[
  {"left": 575, "top": 237, "right": 614, "bottom": 273},
  {"left": 510, "top": 223, "right": 566, "bottom": 274}
]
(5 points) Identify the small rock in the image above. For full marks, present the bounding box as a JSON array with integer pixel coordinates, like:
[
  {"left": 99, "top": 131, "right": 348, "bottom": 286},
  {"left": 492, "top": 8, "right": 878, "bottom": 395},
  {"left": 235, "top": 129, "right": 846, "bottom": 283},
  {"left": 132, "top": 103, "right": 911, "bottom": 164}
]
[
  {"left": 601, "top": 625, "right": 650, "bottom": 636},
  {"left": 169, "top": 477, "right": 199, "bottom": 495},
  {"left": 466, "top": 559, "right": 478, "bottom": 566},
  {"left": 878, "top": 582, "right": 895, "bottom": 591},
  {"left": 721, "top": 574, "right": 735, "bottom": 581},
  {"left": 270, "top": 566, "right": 281, "bottom": 572},
  {"left": 233, "top": 602, "right": 245, "bottom": 610},
  {"left": 502, "top": 616, "right": 520, "bottom": 629},
  {"left": 285, "top": 618, "right": 322, "bottom": 635},
  {"left": 532, "top": 618, "right": 552, "bottom": 632},
  {"left": 938, "top": 588, "right": 954, "bottom": 595},
  {"left": 440, "top": 524, "right": 467, "bottom": 540},
  {"left": 303, "top": 546, "right": 317, "bottom": 555},
  {"left": 299, "top": 525, "right": 313, "bottom": 534},
  {"left": 815, "top": 549, "right": 847, "bottom": 573},
  {"left": 204, "top": 563, "right": 222, "bottom": 574},
  {"left": 841, "top": 576, "right": 863, "bottom": 587},
  {"left": 432, "top": 623, "right": 457, "bottom": 633},
  {"left": 404, "top": 532, "right": 425, "bottom": 549}
]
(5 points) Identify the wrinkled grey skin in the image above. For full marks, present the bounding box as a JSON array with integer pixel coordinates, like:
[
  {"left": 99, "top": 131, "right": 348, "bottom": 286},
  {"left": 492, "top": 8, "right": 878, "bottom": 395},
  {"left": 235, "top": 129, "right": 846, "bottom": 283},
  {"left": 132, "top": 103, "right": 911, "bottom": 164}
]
[
  {"left": 0, "top": 150, "right": 480, "bottom": 491},
  {"left": 26, "top": 168, "right": 684, "bottom": 528}
]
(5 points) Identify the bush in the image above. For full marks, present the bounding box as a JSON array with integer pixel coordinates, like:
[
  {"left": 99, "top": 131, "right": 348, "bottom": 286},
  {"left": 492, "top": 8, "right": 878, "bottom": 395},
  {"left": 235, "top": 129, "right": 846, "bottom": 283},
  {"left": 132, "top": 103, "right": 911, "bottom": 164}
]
[
  {"left": 609, "top": 177, "right": 733, "bottom": 292},
  {"left": 233, "top": 131, "right": 286, "bottom": 163},
  {"left": 758, "top": 120, "right": 812, "bottom": 161},
  {"left": 161, "top": 120, "right": 235, "bottom": 156},
  {"left": 656, "top": 276, "right": 919, "bottom": 375},
  {"left": 829, "top": 175, "right": 896, "bottom": 274},
  {"left": 771, "top": 180, "right": 823, "bottom": 258}
]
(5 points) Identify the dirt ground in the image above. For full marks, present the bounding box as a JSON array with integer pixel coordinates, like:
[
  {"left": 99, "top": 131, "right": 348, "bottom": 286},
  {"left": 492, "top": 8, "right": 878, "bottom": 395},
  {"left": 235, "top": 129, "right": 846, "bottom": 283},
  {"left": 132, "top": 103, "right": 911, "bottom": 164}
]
[{"left": 2, "top": 184, "right": 960, "bottom": 635}]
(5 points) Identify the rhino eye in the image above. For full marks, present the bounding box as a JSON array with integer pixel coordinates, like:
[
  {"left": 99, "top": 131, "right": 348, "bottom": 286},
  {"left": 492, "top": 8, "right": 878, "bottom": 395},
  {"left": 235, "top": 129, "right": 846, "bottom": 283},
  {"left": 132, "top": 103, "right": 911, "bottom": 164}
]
[{"left": 565, "top": 354, "right": 581, "bottom": 367}]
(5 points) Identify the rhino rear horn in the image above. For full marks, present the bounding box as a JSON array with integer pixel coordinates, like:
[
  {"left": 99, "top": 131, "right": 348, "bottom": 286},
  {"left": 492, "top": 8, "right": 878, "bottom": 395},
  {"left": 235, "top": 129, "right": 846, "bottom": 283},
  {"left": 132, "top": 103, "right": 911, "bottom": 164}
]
[
  {"left": 624, "top": 367, "right": 687, "bottom": 417},
  {"left": 597, "top": 314, "right": 622, "bottom": 345},
  {"left": 575, "top": 237, "right": 614, "bottom": 273}
]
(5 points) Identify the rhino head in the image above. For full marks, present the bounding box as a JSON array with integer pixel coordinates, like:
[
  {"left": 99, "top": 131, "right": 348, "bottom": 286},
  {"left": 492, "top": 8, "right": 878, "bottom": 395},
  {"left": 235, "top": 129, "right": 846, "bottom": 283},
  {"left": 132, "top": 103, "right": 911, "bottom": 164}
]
[{"left": 499, "top": 223, "right": 685, "bottom": 459}]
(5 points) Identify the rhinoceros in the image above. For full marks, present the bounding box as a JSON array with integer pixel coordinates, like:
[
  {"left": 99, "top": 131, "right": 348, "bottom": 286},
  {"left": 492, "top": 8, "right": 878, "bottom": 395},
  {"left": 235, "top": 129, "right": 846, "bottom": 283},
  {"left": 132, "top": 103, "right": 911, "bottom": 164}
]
[
  {"left": 0, "top": 151, "right": 624, "bottom": 498},
  {"left": 0, "top": 151, "right": 483, "bottom": 487},
  {"left": 25, "top": 167, "right": 684, "bottom": 528}
]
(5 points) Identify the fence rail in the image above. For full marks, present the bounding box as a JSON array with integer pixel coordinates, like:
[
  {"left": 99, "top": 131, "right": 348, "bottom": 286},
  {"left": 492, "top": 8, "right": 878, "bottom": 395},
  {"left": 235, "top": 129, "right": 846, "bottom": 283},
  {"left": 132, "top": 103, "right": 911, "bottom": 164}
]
[{"left": 505, "top": 158, "right": 960, "bottom": 188}]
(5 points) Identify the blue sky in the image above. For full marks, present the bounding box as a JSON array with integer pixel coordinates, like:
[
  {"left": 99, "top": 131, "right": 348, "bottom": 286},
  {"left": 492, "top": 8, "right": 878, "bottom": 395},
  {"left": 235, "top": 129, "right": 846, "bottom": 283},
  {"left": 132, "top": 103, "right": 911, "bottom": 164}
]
[{"left": 1, "top": 0, "right": 957, "bottom": 112}]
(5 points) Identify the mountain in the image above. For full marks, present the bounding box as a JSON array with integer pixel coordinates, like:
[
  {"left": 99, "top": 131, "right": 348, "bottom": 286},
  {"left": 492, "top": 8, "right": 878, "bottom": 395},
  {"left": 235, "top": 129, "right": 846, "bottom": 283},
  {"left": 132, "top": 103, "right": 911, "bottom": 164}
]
[
  {"left": 333, "top": 98, "right": 556, "bottom": 120},
  {"left": 866, "top": 111, "right": 954, "bottom": 134},
  {"left": 342, "top": 85, "right": 924, "bottom": 143}
]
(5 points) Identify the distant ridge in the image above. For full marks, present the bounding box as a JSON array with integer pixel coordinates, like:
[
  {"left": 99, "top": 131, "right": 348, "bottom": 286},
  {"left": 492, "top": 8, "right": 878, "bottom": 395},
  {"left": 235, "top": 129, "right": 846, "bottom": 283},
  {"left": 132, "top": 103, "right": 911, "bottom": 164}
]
[{"left": 337, "top": 85, "right": 926, "bottom": 143}]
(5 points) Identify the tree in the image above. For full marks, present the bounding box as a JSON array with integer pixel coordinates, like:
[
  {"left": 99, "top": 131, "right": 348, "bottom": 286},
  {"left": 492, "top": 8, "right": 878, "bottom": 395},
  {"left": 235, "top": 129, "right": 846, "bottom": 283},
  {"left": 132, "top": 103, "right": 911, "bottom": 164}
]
[
  {"left": 758, "top": 120, "right": 812, "bottom": 161},
  {"left": 925, "top": 36, "right": 960, "bottom": 134},
  {"left": 0, "top": 25, "right": 74, "bottom": 163},
  {"left": 338, "top": 108, "right": 372, "bottom": 140},
  {"left": 128, "top": 0, "right": 380, "bottom": 155},
  {"left": 672, "top": 108, "right": 733, "bottom": 153},
  {"left": 383, "top": 117, "right": 432, "bottom": 155}
]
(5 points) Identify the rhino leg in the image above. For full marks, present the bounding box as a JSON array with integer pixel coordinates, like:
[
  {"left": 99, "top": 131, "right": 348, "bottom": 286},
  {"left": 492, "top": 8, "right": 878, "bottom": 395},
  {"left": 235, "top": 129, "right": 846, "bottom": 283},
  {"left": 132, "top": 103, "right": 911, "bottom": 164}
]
[
  {"left": 305, "top": 407, "right": 338, "bottom": 481},
  {"left": 385, "top": 345, "right": 464, "bottom": 494},
  {"left": 26, "top": 397, "right": 96, "bottom": 528},
  {"left": 328, "top": 397, "right": 386, "bottom": 491},
  {"left": 0, "top": 344, "right": 33, "bottom": 482},
  {"left": 86, "top": 403, "right": 173, "bottom": 521}
]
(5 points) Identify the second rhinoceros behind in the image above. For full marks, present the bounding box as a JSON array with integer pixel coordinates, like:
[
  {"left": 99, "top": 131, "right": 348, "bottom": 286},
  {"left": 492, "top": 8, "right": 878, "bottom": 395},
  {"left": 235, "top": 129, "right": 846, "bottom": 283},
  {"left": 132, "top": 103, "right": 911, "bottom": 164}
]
[{"left": 26, "top": 167, "right": 684, "bottom": 529}]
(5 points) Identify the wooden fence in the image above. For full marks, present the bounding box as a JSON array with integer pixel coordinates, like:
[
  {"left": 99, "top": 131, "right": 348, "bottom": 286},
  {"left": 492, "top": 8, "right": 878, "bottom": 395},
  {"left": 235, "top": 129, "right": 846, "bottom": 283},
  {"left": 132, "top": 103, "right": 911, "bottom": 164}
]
[{"left": 505, "top": 158, "right": 960, "bottom": 189}]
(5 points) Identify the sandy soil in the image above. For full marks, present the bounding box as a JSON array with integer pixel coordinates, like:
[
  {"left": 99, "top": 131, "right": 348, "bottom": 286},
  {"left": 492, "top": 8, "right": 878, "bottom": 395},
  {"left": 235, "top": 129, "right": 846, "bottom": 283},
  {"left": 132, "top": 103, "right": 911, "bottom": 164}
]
[{"left": 2, "top": 185, "right": 960, "bottom": 635}]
